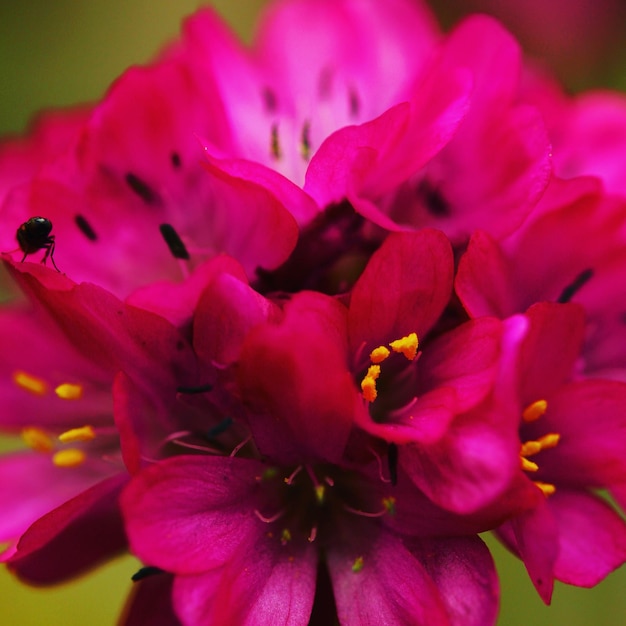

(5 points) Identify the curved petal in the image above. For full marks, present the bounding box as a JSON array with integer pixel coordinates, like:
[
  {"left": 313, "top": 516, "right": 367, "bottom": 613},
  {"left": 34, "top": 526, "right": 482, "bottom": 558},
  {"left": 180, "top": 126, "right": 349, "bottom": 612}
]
[
  {"left": 238, "top": 291, "right": 356, "bottom": 464},
  {"left": 120, "top": 572, "right": 182, "bottom": 626},
  {"left": 327, "top": 522, "right": 450, "bottom": 625},
  {"left": 173, "top": 533, "right": 317, "bottom": 626},
  {"left": 348, "top": 230, "right": 454, "bottom": 354},
  {"left": 403, "top": 535, "right": 499, "bottom": 626},
  {"left": 121, "top": 456, "right": 268, "bottom": 575},
  {"left": 550, "top": 490, "right": 626, "bottom": 587},
  {"left": 7, "top": 473, "right": 127, "bottom": 584}
]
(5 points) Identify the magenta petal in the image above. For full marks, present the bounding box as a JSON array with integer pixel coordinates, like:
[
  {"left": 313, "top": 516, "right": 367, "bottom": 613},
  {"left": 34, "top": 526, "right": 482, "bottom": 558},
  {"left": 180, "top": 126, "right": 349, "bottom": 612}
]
[
  {"left": 8, "top": 473, "right": 127, "bottom": 584},
  {"left": 120, "top": 573, "right": 181, "bottom": 626},
  {"left": 404, "top": 535, "right": 499, "bottom": 626},
  {"left": 348, "top": 229, "right": 453, "bottom": 352},
  {"left": 497, "top": 497, "right": 559, "bottom": 604},
  {"left": 328, "top": 523, "right": 450, "bottom": 625},
  {"left": 238, "top": 291, "right": 356, "bottom": 463},
  {"left": 456, "top": 231, "right": 516, "bottom": 319},
  {"left": 121, "top": 456, "right": 267, "bottom": 574},
  {"left": 173, "top": 534, "right": 317, "bottom": 626},
  {"left": 194, "top": 271, "right": 280, "bottom": 367},
  {"left": 126, "top": 255, "right": 247, "bottom": 328},
  {"left": 517, "top": 302, "right": 586, "bottom": 403},
  {"left": 537, "top": 379, "right": 626, "bottom": 486},
  {"left": 550, "top": 490, "right": 626, "bottom": 587},
  {"left": 0, "top": 452, "right": 112, "bottom": 546},
  {"left": 417, "top": 317, "right": 502, "bottom": 413},
  {"left": 401, "top": 398, "right": 520, "bottom": 514}
]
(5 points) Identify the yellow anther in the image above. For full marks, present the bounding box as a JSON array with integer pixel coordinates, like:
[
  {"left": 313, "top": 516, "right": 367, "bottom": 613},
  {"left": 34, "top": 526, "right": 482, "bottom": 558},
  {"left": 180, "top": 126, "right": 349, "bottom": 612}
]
[
  {"left": 13, "top": 371, "right": 48, "bottom": 396},
  {"left": 365, "top": 364, "right": 381, "bottom": 380},
  {"left": 520, "top": 457, "right": 539, "bottom": 472},
  {"left": 280, "top": 528, "right": 292, "bottom": 545},
  {"left": 300, "top": 120, "right": 311, "bottom": 161},
  {"left": 55, "top": 383, "right": 83, "bottom": 400},
  {"left": 534, "top": 481, "right": 556, "bottom": 497},
  {"left": 389, "top": 333, "right": 419, "bottom": 361},
  {"left": 522, "top": 399, "right": 548, "bottom": 422},
  {"left": 52, "top": 448, "right": 86, "bottom": 468},
  {"left": 370, "top": 346, "right": 390, "bottom": 364},
  {"left": 58, "top": 426, "right": 96, "bottom": 443},
  {"left": 361, "top": 376, "right": 378, "bottom": 402},
  {"left": 315, "top": 485, "right": 325, "bottom": 504},
  {"left": 382, "top": 496, "right": 396, "bottom": 516},
  {"left": 271, "top": 123, "right": 281, "bottom": 160},
  {"left": 537, "top": 433, "right": 560, "bottom": 450},
  {"left": 22, "top": 427, "right": 53, "bottom": 453},
  {"left": 520, "top": 441, "right": 542, "bottom": 457},
  {"left": 352, "top": 556, "right": 364, "bottom": 573}
]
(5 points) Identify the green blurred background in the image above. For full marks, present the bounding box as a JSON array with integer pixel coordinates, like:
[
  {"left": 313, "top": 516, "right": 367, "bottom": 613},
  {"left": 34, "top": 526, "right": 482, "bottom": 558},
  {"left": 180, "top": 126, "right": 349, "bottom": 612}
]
[{"left": 1, "top": 1, "right": 625, "bottom": 624}]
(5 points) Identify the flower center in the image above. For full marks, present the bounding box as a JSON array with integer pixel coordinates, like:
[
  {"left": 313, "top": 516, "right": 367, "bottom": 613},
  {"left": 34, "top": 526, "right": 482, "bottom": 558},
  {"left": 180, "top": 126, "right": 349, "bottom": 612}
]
[
  {"left": 254, "top": 463, "right": 396, "bottom": 549},
  {"left": 519, "top": 399, "right": 560, "bottom": 497},
  {"left": 360, "top": 333, "right": 419, "bottom": 403}
]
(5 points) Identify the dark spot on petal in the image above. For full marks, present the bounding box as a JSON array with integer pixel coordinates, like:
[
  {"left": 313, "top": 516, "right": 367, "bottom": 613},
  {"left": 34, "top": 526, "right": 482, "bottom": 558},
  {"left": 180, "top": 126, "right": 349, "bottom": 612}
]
[
  {"left": 159, "top": 223, "right": 190, "bottom": 260},
  {"left": 74, "top": 214, "right": 97, "bottom": 241},
  {"left": 387, "top": 442, "right": 398, "bottom": 486},
  {"left": 176, "top": 383, "right": 213, "bottom": 394},
  {"left": 418, "top": 180, "right": 450, "bottom": 217},
  {"left": 349, "top": 86, "right": 360, "bottom": 118},
  {"left": 262, "top": 87, "right": 278, "bottom": 113},
  {"left": 125, "top": 172, "right": 161, "bottom": 206},
  {"left": 301, "top": 120, "right": 312, "bottom": 161},
  {"left": 170, "top": 152, "right": 182, "bottom": 169},
  {"left": 131, "top": 566, "right": 164, "bottom": 582},
  {"left": 557, "top": 268, "right": 594, "bottom": 303}
]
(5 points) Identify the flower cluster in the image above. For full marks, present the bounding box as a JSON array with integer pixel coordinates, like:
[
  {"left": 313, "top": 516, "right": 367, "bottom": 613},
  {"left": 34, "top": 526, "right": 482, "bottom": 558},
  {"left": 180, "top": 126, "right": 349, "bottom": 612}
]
[{"left": 2, "top": 0, "right": 626, "bottom": 624}]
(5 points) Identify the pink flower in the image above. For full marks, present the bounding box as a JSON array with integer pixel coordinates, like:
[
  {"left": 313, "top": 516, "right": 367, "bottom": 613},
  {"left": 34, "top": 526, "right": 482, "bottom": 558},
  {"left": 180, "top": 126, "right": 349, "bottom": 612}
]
[
  {"left": 456, "top": 176, "right": 626, "bottom": 379},
  {"left": 0, "top": 260, "right": 197, "bottom": 583},
  {"left": 493, "top": 302, "right": 626, "bottom": 603}
]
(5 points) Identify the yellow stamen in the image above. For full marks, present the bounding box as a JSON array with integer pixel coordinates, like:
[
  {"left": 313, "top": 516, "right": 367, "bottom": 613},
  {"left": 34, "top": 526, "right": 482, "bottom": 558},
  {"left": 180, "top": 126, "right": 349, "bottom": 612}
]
[
  {"left": 58, "top": 426, "right": 96, "bottom": 443},
  {"left": 522, "top": 399, "right": 548, "bottom": 422},
  {"left": 370, "top": 346, "right": 390, "bottom": 364},
  {"left": 520, "top": 441, "right": 542, "bottom": 457},
  {"left": 13, "top": 371, "right": 47, "bottom": 396},
  {"left": 22, "top": 427, "right": 53, "bottom": 453},
  {"left": 315, "top": 485, "right": 325, "bottom": 504},
  {"left": 534, "top": 481, "right": 556, "bottom": 497},
  {"left": 520, "top": 457, "right": 539, "bottom": 472},
  {"left": 361, "top": 376, "right": 378, "bottom": 402},
  {"left": 52, "top": 448, "right": 86, "bottom": 468},
  {"left": 351, "top": 556, "right": 364, "bottom": 573},
  {"left": 536, "top": 433, "right": 560, "bottom": 449},
  {"left": 389, "top": 333, "right": 419, "bottom": 361},
  {"left": 280, "top": 528, "right": 292, "bottom": 545},
  {"left": 300, "top": 120, "right": 311, "bottom": 161},
  {"left": 55, "top": 383, "right": 83, "bottom": 400},
  {"left": 382, "top": 496, "right": 396, "bottom": 516}
]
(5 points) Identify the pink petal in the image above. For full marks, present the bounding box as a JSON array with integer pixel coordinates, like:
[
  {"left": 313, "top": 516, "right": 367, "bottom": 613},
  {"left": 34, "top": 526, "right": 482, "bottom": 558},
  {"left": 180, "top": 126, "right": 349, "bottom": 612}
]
[
  {"left": 126, "top": 255, "right": 248, "bottom": 328},
  {"left": 7, "top": 473, "right": 127, "bottom": 584},
  {"left": 403, "top": 535, "right": 499, "bottom": 626},
  {"left": 193, "top": 267, "right": 280, "bottom": 367},
  {"left": 537, "top": 379, "right": 626, "bottom": 486},
  {"left": 327, "top": 522, "right": 450, "bottom": 625},
  {"left": 173, "top": 534, "right": 317, "bottom": 626},
  {"left": 121, "top": 456, "right": 269, "bottom": 574},
  {"left": 238, "top": 291, "right": 356, "bottom": 463},
  {"left": 550, "top": 490, "right": 626, "bottom": 587},
  {"left": 497, "top": 496, "right": 559, "bottom": 604},
  {"left": 348, "top": 229, "right": 453, "bottom": 353}
]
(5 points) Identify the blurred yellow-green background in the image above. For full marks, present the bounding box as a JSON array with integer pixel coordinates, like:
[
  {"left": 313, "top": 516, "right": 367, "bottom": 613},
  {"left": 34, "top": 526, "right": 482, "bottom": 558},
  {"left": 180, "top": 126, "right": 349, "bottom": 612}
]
[{"left": 1, "top": 0, "right": 625, "bottom": 624}]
